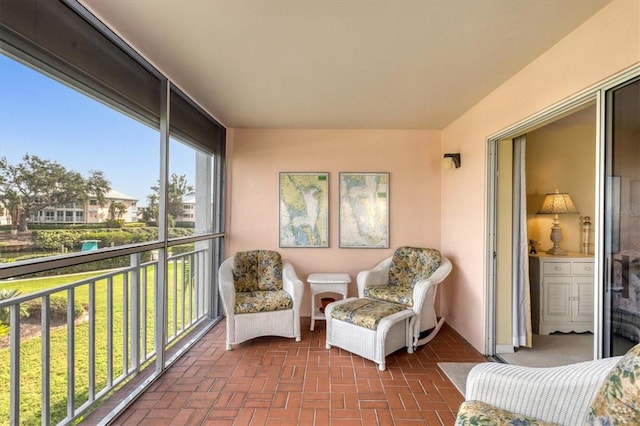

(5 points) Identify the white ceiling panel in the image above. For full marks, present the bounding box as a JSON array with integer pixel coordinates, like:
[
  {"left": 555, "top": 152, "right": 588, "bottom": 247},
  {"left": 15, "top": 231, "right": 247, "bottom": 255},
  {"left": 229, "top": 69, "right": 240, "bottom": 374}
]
[{"left": 81, "top": 0, "right": 611, "bottom": 129}]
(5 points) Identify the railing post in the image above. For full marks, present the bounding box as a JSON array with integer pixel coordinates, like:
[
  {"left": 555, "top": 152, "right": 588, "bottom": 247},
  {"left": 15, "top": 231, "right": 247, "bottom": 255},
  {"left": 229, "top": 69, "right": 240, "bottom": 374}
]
[
  {"left": 107, "top": 277, "right": 114, "bottom": 388},
  {"left": 41, "top": 295, "right": 51, "bottom": 426},
  {"left": 67, "top": 289, "right": 75, "bottom": 419},
  {"left": 88, "top": 282, "right": 96, "bottom": 402},
  {"left": 122, "top": 273, "right": 129, "bottom": 375},
  {"left": 10, "top": 304, "right": 20, "bottom": 426},
  {"left": 130, "top": 253, "right": 140, "bottom": 371}
]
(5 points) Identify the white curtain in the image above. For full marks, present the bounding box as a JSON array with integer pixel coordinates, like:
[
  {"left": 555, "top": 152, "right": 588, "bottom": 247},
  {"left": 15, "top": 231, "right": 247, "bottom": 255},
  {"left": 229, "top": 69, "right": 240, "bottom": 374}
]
[{"left": 512, "top": 136, "right": 532, "bottom": 348}]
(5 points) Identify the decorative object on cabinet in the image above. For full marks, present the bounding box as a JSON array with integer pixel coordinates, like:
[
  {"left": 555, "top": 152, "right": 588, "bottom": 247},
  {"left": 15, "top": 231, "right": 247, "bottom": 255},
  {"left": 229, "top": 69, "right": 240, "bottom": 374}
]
[
  {"left": 538, "top": 188, "right": 579, "bottom": 255},
  {"left": 339, "top": 172, "right": 389, "bottom": 248},
  {"left": 582, "top": 216, "right": 592, "bottom": 254},
  {"left": 279, "top": 172, "right": 329, "bottom": 248},
  {"left": 529, "top": 253, "right": 594, "bottom": 335}
]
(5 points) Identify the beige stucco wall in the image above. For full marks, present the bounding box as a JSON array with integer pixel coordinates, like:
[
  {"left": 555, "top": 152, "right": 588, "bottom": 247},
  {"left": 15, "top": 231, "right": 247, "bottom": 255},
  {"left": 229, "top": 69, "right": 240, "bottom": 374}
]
[
  {"left": 441, "top": 0, "right": 640, "bottom": 352},
  {"left": 225, "top": 129, "right": 442, "bottom": 316}
]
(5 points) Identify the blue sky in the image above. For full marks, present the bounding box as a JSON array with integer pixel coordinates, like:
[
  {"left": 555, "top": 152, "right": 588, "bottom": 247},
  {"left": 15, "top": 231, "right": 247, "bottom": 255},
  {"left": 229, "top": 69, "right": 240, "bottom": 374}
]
[{"left": 0, "top": 54, "right": 195, "bottom": 206}]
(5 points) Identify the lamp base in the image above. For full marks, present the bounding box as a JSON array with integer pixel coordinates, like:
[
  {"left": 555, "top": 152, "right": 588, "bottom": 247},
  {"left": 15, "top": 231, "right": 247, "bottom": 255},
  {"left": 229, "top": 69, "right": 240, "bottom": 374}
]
[
  {"left": 546, "top": 246, "right": 568, "bottom": 256},
  {"left": 547, "top": 217, "right": 568, "bottom": 256}
]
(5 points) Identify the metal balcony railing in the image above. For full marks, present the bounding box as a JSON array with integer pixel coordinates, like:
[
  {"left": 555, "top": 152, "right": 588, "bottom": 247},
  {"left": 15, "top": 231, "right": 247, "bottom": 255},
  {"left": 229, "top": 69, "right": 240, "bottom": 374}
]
[{"left": 0, "top": 247, "right": 213, "bottom": 425}]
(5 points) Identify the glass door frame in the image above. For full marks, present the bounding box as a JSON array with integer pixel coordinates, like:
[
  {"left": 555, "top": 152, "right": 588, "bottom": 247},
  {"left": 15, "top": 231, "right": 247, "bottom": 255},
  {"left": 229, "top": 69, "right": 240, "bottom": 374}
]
[
  {"left": 484, "top": 64, "right": 640, "bottom": 358},
  {"left": 599, "top": 74, "right": 640, "bottom": 358}
]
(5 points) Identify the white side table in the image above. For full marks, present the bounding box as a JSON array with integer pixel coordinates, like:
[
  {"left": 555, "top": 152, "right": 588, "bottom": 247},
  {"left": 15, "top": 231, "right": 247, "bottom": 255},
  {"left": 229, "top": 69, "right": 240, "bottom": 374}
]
[{"left": 308, "top": 273, "right": 351, "bottom": 331}]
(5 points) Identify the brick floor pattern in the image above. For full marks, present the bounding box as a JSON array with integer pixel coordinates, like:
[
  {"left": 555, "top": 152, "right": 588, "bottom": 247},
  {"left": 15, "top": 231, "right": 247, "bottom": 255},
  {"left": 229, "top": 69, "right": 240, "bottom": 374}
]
[{"left": 112, "top": 318, "right": 485, "bottom": 425}]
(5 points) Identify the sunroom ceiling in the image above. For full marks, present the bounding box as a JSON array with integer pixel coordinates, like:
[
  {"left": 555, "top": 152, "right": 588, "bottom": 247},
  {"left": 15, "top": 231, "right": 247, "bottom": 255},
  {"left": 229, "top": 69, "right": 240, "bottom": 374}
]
[{"left": 80, "top": 0, "right": 611, "bottom": 130}]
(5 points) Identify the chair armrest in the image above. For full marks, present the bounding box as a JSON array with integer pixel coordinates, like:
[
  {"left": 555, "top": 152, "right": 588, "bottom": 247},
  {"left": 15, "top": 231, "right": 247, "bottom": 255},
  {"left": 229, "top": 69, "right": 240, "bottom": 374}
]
[
  {"left": 465, "top": 357, "right": 621, "bottom": 424},
  {"left": 356, "top": 257, "right": 392, "bottom": 297},
  {"left": 412, "top": 256, "right": 453, "bottom": 309},
  {"left": 218, "top": 257, "right": 236, "bottom": 316},
  {"left": 424, "top": 256, "right": 452, "bottom": 285},
  {"left": 282, "top": 261, "right": 304, "bottom": 310}
]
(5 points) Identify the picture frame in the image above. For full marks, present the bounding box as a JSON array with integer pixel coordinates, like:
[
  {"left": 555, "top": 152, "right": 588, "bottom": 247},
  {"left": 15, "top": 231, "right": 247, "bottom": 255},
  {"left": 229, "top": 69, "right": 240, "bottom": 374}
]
[
  {"left": 339, "top": 172, "right": 389, "bottom": 248},
  {"left": 279, "top": 172, "right": 329, "bottom": 248}
]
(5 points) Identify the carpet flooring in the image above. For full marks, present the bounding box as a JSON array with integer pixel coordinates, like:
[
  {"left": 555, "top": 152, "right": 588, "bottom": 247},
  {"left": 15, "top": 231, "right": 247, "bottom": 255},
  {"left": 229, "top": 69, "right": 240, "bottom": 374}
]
[
  {"left": 498, "top": 333, "right": 593, "bottom": 367},
  {"left": 436, "top": 362, "right": 480, "bottom": 397},
  {"left": 437, "top": 332, "right": 594, "bottom": 397}
]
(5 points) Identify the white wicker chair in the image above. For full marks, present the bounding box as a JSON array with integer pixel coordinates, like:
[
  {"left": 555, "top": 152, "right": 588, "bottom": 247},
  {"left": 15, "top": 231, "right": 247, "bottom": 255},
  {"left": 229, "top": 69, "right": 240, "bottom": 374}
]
[
  {"left": 357, "top": 247, "right": 452, "bottom": 348},
  {"left": 218, "top": 250, "right": 303, "bottom": 350},
  {"left": 458, "top": 357, "right": 621, "bottom": 425}
]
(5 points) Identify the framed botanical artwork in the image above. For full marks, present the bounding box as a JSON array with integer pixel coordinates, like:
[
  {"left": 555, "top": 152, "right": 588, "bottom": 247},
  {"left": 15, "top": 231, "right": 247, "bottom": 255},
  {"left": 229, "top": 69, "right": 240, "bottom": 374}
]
[
  {"left": 339, "top": 172, "right": 389, "bottom": 248},
  {"left": 279, "top": 172, "right": 329, "bottom": 248}
]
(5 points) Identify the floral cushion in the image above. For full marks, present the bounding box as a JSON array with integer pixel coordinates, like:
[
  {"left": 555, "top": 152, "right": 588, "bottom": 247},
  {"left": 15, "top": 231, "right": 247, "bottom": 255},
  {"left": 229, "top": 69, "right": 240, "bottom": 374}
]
[
  {"left": 388, "top": 247, "right": 442, "bottom": 289},
  {"left": 364, "top": 247, "right": 441, "bottom": 307},
  {"left": 456, "top": 400, "right": 558, "bottom": 426},
  {"left": 363, "top": 285, "right": 413, "bottom": 307},
  {"left": 330, "top": 298, "right": 406, "bottom": 330},
  {"left": 234, "top": 290, "right": 293, "bottom": 314},
  {"left": 587, "top": 342, "right": 640, "bottom": 424},
  {"left": 232, "top": 250, "right": 283, "bottom": 292}
]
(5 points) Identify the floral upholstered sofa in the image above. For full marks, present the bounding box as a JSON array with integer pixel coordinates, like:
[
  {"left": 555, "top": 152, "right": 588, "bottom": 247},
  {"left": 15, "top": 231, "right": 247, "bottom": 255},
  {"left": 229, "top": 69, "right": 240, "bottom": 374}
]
[{"left": 455, "top": 343, "right": 640, "bottom": 425}]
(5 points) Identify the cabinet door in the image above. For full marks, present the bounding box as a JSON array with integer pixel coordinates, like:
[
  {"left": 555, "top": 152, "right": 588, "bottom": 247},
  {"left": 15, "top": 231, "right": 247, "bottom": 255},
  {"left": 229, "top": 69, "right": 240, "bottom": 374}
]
[
  {"left": 543, "top": 277, "right": 571, "bottom": 323},
  {"left": 572, "top": 276, "right": 594, "bottom": 323}
]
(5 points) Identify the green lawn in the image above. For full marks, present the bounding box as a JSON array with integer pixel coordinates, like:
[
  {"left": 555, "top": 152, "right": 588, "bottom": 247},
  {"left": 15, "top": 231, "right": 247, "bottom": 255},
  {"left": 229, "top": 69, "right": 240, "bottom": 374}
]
[{"left": 0, "top": 263, "right": 194, "bottom": 425}]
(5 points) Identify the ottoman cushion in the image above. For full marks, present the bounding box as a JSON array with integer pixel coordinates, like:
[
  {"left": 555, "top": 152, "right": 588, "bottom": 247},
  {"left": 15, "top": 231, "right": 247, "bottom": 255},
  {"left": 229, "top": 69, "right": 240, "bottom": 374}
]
[{"left": 330, "top": 298, "right": 405, "bottom": 330}]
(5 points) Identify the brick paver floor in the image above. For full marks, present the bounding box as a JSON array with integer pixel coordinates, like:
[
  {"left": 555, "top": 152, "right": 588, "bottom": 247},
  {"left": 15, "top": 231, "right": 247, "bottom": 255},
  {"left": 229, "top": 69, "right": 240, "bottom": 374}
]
[{"left": 110, "top": 318, "right": 485, "bottom": 425}]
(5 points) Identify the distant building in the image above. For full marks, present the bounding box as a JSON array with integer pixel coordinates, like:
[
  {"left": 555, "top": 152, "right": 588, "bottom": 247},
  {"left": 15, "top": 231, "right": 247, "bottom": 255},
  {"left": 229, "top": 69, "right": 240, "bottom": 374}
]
[
  {"left": 0, "top": 189, "right": 139, "bottom": 225},
  {"left": 84, "top": 190, "right": 138, "bottom": 224},
  {"left": 175, "top": 191, "right": 196, "bottom": 224}
]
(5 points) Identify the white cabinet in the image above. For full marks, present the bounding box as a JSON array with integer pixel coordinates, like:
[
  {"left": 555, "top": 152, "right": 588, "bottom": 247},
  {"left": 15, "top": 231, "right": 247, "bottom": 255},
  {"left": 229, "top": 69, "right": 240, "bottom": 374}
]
[{"left": 529, "top": 254, "right": 594, "bottom": 335}]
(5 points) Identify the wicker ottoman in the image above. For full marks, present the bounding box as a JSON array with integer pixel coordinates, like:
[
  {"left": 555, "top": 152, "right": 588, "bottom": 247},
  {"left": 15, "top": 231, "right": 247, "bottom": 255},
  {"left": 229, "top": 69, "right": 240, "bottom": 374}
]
[{"left": 325, "top": 297, "right": 415, "bottom": 371}]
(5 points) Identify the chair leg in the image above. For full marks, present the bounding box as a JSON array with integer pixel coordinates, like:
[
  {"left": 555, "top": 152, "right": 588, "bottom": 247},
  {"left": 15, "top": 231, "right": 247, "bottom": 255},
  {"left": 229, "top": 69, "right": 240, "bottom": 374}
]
[{"left": 415, "top": 317, "right": 445, "bottom": 348}]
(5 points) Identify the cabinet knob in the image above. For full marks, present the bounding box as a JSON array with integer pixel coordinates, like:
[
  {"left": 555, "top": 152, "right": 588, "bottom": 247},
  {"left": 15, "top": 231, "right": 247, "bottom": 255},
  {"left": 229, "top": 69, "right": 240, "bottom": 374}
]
[
  {"left": 554, "top": 266, "right": 562, "bottom": 271},
  {"left": 585, "top": 266, "right": 592, "bottom": 271}
]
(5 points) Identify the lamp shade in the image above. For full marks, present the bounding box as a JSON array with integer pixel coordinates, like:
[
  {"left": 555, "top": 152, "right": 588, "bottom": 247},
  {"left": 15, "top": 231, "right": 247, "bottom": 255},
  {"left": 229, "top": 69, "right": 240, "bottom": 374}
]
[{"left": 538, "top": 188, "right": 578, "bottom": 215}]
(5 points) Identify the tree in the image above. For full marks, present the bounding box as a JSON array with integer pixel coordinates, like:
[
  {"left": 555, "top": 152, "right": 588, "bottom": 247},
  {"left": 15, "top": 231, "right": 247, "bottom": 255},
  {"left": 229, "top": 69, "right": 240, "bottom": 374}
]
[
  {"left": 0, "top": 154, "right": 111, "bottom": 232},
  {"left": 146, "top": 173, "right": 193, "bottom": 224},
  {"left": 108, "top": 201, "right": 127, "bottom": 220}
]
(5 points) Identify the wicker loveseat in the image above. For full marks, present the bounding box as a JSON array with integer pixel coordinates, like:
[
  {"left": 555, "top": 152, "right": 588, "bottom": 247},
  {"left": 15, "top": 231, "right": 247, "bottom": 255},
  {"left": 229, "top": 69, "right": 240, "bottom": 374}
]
[
  {"left": 357, "top": 247, "right": 452, "bottom": 348},
  {"left": 218, "top": 250, "right": 303, "bottom": 350},
  {"left": 456, "top": 343, "right": 640, "bottom": 425}
]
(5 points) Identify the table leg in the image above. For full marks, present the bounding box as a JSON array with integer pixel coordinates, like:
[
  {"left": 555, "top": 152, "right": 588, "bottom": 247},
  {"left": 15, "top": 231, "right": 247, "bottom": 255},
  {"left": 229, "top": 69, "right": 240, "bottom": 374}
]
[{"left": 310, "top": 291, "right": 316, "bottom": 331}]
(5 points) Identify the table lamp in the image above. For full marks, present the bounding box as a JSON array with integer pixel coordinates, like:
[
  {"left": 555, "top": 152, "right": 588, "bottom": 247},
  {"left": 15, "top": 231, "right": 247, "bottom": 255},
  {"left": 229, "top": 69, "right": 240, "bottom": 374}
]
[{"left": 538, "top": 188, "right": 578, "bottom": 255}]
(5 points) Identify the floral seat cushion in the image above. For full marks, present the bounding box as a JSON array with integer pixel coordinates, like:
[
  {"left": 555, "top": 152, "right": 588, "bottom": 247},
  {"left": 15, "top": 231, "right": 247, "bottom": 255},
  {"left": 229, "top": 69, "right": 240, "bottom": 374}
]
[
  {"left": 587, "top": 342, "right": 640, "bottom": 424},
  {"left": 234, "top": 290, "right": 293, "bottom": 314},
  {"left": 330, "top": 298, "right": 405, "bottom": 330},
  {"left": 363, "top": 247, "right": 442, "bottom": 307},
  {"left": 232, "top": 250, "right": 283, "bottom": 292},
  {"left": 456, "top": 400, "right": 558, "bottom": 426},
  {"left": 363, "top": 285, "right": 413, "bottom": 307}
]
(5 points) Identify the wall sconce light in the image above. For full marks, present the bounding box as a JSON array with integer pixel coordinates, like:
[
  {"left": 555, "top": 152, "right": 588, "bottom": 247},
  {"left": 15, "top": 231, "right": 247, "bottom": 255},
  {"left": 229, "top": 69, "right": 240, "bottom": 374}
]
[{"left": 442, "top": 153, "right": 461, "bottom": 170}]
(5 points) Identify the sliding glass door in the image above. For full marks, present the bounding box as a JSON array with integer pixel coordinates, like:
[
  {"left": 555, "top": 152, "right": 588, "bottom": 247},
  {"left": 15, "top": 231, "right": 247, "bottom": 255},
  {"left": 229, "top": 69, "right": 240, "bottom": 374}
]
[{"left": 603, "top": 76, "right": 640, "bottom": 357}]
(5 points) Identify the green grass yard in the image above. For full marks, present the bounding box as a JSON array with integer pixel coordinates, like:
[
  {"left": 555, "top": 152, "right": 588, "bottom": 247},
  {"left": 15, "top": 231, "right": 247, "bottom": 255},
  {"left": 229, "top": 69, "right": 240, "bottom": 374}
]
[{"left": 0, "top": 263, "right": 193, "bottom": 425}]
